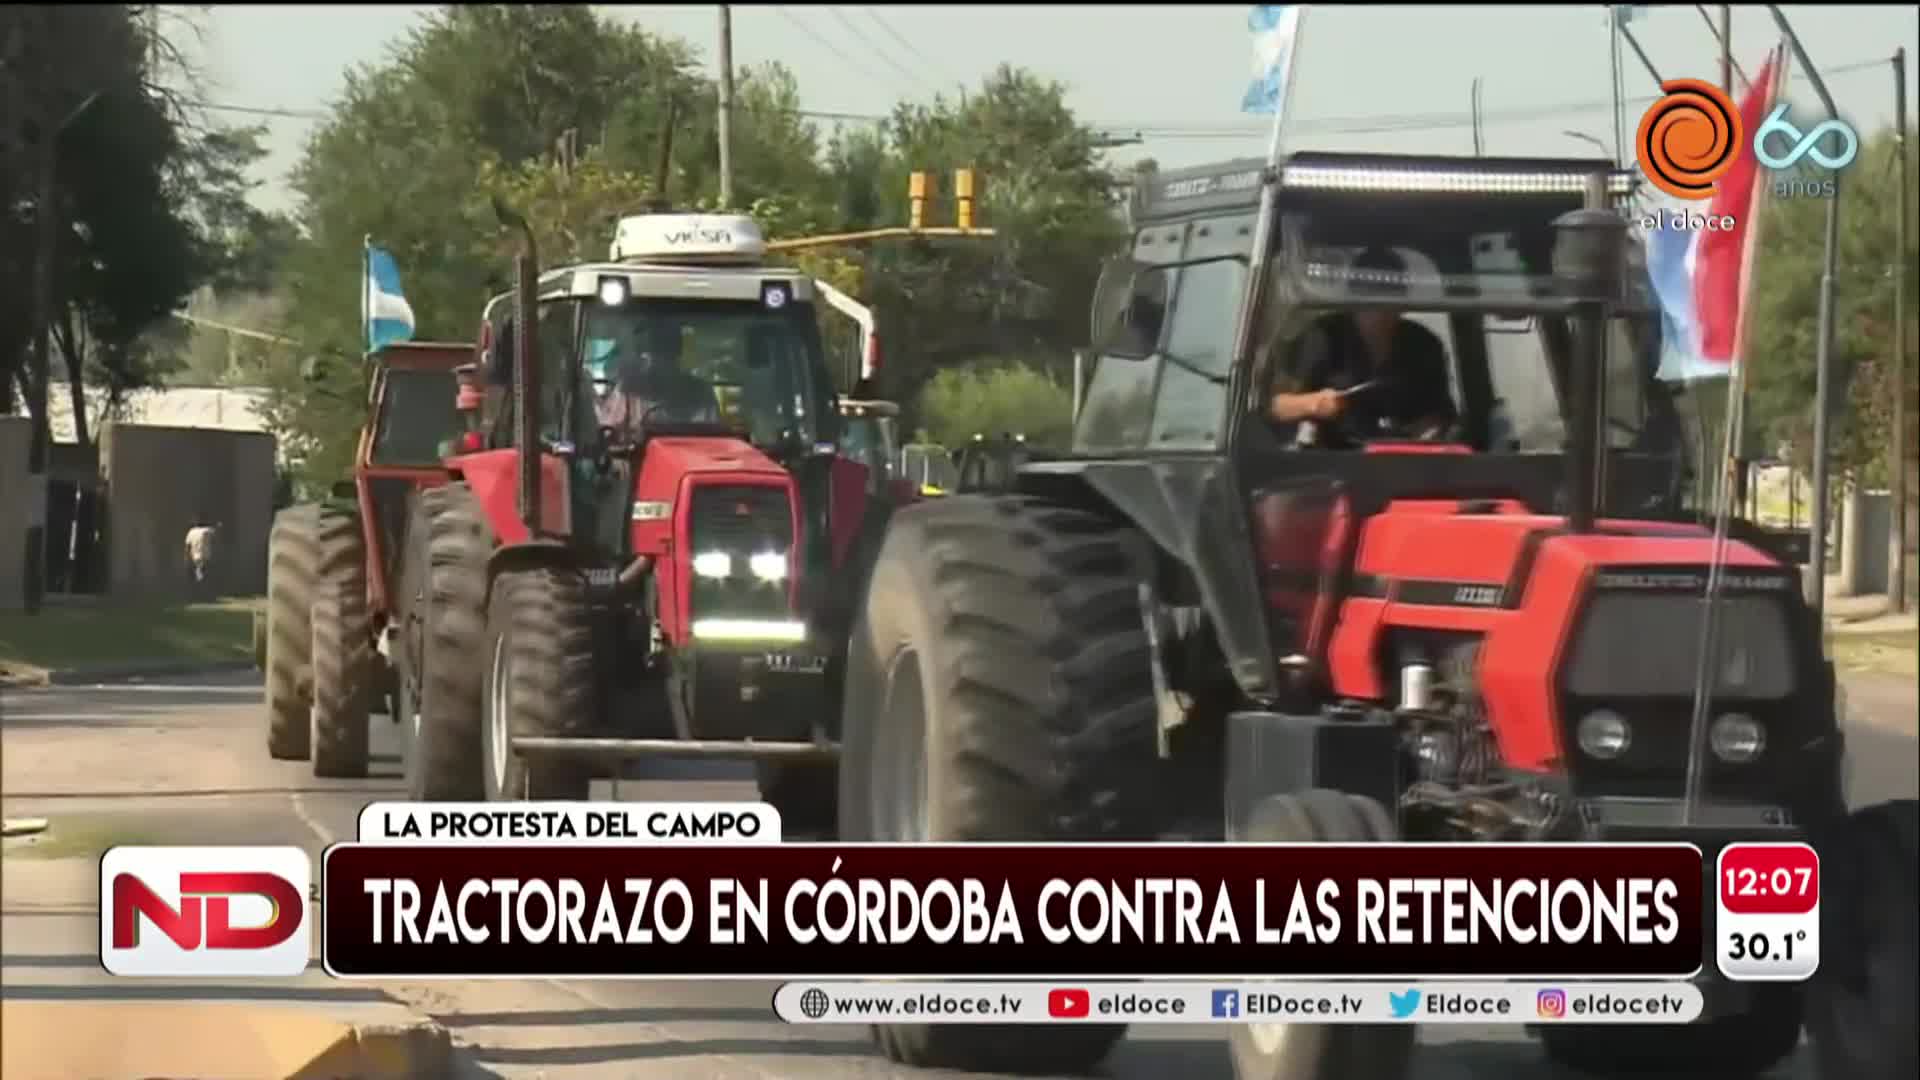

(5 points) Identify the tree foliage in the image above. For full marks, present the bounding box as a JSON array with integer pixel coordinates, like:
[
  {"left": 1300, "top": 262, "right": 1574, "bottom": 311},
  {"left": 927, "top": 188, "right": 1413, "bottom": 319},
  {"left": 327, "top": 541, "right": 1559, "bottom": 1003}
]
[
  {"left": 1744, "top": 124, "right": 1918, "bottom": 485},
  {"left": 0, "top": 6, "right": 262, "bottom": 449},
  {"left": 260, "top": 7, "right": 1127, "bottom": 491},
  {"left": 919, "top": 363, "right": 1074, "bottom": 449}
]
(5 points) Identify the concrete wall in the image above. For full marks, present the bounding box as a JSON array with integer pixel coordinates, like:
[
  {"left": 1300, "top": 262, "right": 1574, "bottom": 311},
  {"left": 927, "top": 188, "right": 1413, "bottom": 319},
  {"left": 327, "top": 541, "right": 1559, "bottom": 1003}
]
[
  {"left": 101, "top": 423, "right": 277, "bottom": 602},
  {"left": 0, "top": 416, "right": 26, "bottom": 611}
]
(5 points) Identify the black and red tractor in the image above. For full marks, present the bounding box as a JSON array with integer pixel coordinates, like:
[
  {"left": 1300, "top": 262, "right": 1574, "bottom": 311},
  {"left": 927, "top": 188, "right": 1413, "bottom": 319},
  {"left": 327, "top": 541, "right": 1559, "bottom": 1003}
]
[
  {"left": 263, "top": 342, "right": 468, "bottom": 778},
  {"left": 396, "top": 209, "right": 904, "bottom": 830},
  {"left": 835, "top": 152, "right": 1916, "bottom": 1078}
]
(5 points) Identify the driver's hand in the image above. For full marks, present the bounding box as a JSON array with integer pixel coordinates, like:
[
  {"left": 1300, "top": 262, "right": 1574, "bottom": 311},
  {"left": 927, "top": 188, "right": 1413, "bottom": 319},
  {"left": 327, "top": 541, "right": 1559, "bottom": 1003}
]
[{"left": 1307, "top": 388, "right": 1346, "bottom": 421}]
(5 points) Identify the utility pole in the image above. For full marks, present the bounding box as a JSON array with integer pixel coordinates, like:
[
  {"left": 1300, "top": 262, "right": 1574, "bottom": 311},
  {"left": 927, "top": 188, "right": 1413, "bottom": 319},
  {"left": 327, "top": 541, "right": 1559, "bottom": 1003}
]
[
  {"left": 1769, "top": 5, "right": 1842, "bottom": 628},
  {"left": 717, "top": 5, "right": 735, "bottom": 209},
  {"left": 1892, "top": 47, "right": 1910, "bottom": 612}
]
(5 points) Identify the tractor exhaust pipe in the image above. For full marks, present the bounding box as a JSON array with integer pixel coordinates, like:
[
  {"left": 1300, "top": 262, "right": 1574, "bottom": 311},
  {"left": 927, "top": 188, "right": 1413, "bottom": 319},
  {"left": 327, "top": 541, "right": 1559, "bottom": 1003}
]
[
  {"left": 493, "top": 196, "right": 542, "bottom": 536},
  {"left": 1551, "top": 172, "right": 1628, "bottom": 534}
]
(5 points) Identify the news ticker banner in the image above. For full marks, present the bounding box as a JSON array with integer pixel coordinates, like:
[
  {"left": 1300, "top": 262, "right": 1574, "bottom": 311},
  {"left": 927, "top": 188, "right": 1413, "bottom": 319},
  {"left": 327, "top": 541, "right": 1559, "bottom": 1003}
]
[
  {"left": 767, "top": 980, "right": 1705, "bottom": 1025},
  {"left": 96, "top": 805, "right": 1819, "bottom": 986},
  {"left": 321, "top": 832, "right": 1707, "bottom": 979}
]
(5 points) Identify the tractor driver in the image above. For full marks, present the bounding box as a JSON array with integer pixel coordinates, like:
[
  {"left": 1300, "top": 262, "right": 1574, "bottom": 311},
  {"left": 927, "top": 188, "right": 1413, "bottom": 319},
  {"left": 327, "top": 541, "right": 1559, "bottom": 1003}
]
[
  {"left": 587, "top": 318, "right": 720, "bottom": 441},
  {"left": 1265, "top": 247, "right": 1457, "bottom": 446}
]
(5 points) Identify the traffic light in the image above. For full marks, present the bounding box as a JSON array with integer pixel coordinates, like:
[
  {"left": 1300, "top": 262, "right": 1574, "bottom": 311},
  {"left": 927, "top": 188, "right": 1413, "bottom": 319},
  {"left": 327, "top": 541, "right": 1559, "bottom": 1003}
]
[
  {"left": 954, "top": 168, "right": 975, "bottom": 231},
  {"left": 908, "top": 171, "right": 928, "bottom": 230}
]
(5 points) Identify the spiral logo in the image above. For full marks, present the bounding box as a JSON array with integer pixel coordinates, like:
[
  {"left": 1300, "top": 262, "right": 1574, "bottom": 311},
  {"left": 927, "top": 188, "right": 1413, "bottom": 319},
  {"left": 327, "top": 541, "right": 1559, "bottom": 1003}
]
[{"left": 1636, "top": 79, "right": 1744, "bottom": 200}]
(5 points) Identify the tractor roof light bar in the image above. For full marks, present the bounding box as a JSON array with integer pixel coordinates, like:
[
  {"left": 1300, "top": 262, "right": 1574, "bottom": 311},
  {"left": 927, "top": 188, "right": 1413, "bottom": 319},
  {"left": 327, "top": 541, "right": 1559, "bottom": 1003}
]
[{"left": 1278, "top": 164, "right": 1637, "bottom": 197}]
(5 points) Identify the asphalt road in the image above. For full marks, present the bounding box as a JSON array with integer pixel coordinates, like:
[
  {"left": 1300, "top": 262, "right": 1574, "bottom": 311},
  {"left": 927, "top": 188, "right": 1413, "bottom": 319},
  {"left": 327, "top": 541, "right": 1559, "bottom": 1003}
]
[{"left": 2, "top": 671, "right": 1913, "bottom": 1080}]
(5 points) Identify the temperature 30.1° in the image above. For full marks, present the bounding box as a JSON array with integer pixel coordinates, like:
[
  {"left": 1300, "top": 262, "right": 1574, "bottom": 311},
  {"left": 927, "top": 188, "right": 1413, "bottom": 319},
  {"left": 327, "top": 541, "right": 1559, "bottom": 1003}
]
[{"left": 1716, "top": 842, "right": 1820, "bottom": 981}]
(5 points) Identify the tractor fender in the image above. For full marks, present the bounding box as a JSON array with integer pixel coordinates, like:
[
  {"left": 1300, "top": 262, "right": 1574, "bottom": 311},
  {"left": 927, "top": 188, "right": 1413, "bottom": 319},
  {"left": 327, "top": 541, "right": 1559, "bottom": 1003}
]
[{"left": 484, "top": 540, "right": 586, "bottom": 608}]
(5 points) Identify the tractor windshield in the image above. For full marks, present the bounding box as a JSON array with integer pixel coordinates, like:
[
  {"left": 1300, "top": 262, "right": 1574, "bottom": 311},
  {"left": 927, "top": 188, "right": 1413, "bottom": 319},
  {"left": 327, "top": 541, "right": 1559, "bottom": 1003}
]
[
  {"left": 577, "top": 297, "right": 832, "bottom": 451},
  {"left": 1268, "top": 196, "right": 1676, "bottom": 457}
]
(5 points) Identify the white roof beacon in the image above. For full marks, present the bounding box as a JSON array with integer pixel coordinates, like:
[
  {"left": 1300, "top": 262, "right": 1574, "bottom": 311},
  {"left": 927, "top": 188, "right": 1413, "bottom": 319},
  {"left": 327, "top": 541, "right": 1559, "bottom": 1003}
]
[{"left": 608, "top": 213, "right": 768, "bottom": 265}]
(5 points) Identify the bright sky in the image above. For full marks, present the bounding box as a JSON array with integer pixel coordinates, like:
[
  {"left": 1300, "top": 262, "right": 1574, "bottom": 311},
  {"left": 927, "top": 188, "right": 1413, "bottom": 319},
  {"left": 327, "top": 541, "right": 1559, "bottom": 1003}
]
[{"left": 179, "top": 4, "right": 1919, "bottom": 216}]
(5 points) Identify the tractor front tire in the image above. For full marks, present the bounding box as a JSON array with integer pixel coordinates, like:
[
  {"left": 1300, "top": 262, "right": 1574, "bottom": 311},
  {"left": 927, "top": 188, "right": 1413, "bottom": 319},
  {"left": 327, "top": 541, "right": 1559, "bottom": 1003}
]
[
  {"left": 1804, "top": 798, "right": 1919, "bottom": 1080},
  {"left": 481, "top": 567, "right": 594, "bottom": 801},
  {"left": 839, "top": 494, "right": 1161, "bottom": 1075},
  {"left": 309, "top": 507, "right": 373, "bottom": 778},
  {"left": 408, "top": 484, "right": 490, "bottom": 801},
  {"left": 1229, "top": 791, "right": 1414, "bottom": 1080},
  {"left": 265, "top": 506, "right": 319, "bottom": 761}
]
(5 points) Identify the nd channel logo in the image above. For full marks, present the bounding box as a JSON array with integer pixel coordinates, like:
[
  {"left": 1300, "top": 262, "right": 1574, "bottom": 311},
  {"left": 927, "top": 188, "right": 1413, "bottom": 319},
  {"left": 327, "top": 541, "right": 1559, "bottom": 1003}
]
[{"left": 1636, "top": 79, "right": 1857, "bottom": 201}]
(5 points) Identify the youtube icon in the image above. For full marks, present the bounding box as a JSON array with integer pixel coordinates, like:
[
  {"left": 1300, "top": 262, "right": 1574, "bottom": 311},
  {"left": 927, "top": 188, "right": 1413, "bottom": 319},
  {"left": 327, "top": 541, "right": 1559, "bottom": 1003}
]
[{"left": 1048, "top": 988, "right": 1091, "bottom": 1018}]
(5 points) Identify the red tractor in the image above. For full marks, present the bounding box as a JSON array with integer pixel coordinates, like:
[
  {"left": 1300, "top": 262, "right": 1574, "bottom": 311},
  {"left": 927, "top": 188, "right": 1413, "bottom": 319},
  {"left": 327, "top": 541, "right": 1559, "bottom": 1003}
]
[
  {"left": 263, "top": 342, "right": 468, "bottom": 777},
  {"left": 397, "top": 208, "right": 904, "bottom": 830},
  {"left": 835, "top": 153, "right": 1916, "bottom": 1078}
]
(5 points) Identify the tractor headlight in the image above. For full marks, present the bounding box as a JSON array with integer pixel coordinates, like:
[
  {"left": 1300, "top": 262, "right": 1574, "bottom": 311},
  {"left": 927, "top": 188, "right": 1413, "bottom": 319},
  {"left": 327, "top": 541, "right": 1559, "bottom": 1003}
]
[
  {"left": 693, "top": 551, "right": 732, "bottom": 579},
  {"left": 1709, "top": 712, "right": 1766, "bottom": 764},
  {"left": 598, "top": 276, "right": 629, "bottom": 306},
  {"left": 1576, "top": 708, "right": 1632, "bottom": 760},
  {"left": 749, "top": 551, "right": 787, "bottom": 582}
]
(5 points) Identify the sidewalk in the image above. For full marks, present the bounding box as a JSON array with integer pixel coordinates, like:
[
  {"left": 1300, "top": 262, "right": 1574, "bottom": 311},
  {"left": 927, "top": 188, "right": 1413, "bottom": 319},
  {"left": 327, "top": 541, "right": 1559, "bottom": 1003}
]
[{"left": 0, "top": 854, "right": 453, "bottom": 1080}]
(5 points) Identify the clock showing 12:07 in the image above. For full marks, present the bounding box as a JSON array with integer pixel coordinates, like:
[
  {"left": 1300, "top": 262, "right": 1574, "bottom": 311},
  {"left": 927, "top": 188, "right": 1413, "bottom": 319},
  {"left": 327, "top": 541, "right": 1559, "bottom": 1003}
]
[{"left": 1715, "top": 842, "right": 1820, "bottom": 982}]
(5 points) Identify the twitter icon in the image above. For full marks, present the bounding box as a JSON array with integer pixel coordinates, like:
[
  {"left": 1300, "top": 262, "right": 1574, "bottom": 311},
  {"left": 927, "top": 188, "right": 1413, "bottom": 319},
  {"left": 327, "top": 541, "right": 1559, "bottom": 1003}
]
[{"left": 1388, "top": 989, "right": 1422, "bottom": 1019}]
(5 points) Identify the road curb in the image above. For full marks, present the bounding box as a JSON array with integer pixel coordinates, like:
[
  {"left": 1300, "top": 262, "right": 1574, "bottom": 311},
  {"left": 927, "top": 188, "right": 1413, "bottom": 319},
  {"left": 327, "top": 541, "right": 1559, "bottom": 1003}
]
[
  {"left": 294, "top": 1015, "right": 456, "bottom": 1080},
  {"left": 27, "top": 659, "right": 256, "bottom": 687},
  {"left": 0, "top": 1002, "right": 452, "bottom": 1080}
]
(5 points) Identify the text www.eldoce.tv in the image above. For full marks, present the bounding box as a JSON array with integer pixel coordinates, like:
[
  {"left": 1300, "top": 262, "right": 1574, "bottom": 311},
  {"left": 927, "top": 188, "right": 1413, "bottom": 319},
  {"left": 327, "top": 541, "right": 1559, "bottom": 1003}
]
[{"left": 825, "top": 990, "right": 1023, "bottom": 1018}]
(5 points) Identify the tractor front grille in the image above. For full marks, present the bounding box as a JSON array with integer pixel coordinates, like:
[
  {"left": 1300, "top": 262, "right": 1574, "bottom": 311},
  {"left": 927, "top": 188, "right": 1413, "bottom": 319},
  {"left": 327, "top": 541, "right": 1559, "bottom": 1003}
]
[
  {"left": 1557, "top": 589, "right": 1815, "bottom": 803},
  {"left": 687, "top": 485, "right": 794, "bottom": 620}
]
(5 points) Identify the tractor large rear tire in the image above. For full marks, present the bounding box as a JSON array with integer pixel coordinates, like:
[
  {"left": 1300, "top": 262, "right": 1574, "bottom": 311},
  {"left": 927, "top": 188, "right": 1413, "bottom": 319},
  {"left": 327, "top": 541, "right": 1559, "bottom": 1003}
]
[
  {"left": 1229, "top": 791, "right": 1414, "bottom": 1080},
  {"left": 1804, "top": 798, "right": 1919, "bottom": 1080},
  {"left": 310, "top": 507, "right": 373, "bottom": 779},
  {"left": 408, "top": 484, "right": 490, "bottom": 801},
  {"left": 482, "top": 567, "right": 594, "bottom": 801},
  {"left": 265, "top": 506, "right": 319, "bottom": 761},
  {"left": 839, "top": 495, "right": 1160, "bottom": 1075}
]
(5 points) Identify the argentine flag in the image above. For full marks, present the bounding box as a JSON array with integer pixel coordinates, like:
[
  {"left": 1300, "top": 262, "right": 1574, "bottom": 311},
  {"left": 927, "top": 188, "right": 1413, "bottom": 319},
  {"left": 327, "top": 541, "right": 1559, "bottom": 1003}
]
[
  {"left": 364, "top": 244, "right": 416, "bottom": 353},
  {"left": 1242, "top": 6, "right": 1305, "bottom": 115}
]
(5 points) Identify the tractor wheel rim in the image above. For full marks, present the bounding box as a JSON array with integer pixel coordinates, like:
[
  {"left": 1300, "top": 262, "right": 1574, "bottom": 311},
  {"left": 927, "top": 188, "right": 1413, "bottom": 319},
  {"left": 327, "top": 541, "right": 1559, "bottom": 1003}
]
[
  {"left": 876, "top": 648, "right": 928, "bottom": 842},
  {"left": 487, "top": 635, "right": 510, "bottom": 795}
]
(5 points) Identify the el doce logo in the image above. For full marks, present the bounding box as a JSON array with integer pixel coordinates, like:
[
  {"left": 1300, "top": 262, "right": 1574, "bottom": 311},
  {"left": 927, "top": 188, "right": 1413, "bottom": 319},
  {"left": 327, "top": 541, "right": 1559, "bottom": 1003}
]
[
  {"left": 1637, "top": 79, "right": 1859, "bottom": 201},
  {"left": 1636, "top": 79, "right": 1745, "bottom": 200}
]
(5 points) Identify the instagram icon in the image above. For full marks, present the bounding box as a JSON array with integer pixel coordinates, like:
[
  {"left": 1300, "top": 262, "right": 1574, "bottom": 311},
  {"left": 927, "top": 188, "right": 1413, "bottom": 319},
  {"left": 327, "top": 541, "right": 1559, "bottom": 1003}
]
[{"left": 1537, "top": 989, "right": 1568, "bottom": 1019}]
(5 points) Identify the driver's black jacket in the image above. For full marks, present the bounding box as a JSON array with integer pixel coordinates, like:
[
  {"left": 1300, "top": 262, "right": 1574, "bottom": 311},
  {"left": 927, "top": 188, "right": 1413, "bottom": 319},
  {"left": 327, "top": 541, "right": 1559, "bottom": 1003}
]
[{"left": 1279, "top": 313, "right": 1457, "bottom": 446}]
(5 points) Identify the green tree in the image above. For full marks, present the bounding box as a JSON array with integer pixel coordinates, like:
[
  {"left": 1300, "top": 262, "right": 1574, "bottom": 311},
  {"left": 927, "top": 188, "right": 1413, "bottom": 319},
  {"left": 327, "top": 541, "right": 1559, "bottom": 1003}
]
[
  {"left": 846, "top": 66, "right": 1127, "bottom": 430},
  {"left": 2, "top": 6, "right": 249, "bottom": 447},
  {"left": 918, "top": 362, "right": 1074, "bottom": 449},
  {"left": 1744, "top": 123, "right": 1919, "bottom": 486}
]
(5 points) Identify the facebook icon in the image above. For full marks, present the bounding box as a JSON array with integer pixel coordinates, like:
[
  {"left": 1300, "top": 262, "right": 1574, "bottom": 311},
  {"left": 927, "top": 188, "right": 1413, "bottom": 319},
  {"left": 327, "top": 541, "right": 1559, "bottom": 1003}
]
[{"left": 1212, "top": 989, "right": 1240, "bottom": 1018}]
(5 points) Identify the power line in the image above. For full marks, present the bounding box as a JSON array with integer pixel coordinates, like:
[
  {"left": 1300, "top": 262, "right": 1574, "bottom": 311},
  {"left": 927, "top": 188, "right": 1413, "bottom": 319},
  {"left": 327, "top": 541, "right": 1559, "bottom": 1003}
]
[
  {"left": 178, "top": 53, "right": 1896, "bottom": 140},
  {"left": 772, "top": 7, "right": 900, "bottom": 95},
  {"left": 825, "top": 7, "right": 938, "bottom": 97},
  {"left": 862, "top": 8, "right": 961, "bottom": 92}
]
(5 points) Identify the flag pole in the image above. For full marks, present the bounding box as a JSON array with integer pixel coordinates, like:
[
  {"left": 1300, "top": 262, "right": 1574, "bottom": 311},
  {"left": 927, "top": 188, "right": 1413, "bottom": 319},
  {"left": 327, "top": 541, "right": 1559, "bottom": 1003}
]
[
  {"left": 1684, "top": 45, "right": 1785, "bottom": 822},
  {"left": 361, "top": 234, "right": 371, "bottom": 358},
  {"left": 1228, "top": 7, "right": 1307, "bottom": 446}
]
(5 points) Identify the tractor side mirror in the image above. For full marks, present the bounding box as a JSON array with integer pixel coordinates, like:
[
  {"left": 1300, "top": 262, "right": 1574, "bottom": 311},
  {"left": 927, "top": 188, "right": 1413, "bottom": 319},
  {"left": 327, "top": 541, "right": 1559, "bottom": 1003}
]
[{"left": 1091, "top": 259, "right": 1168, "bottom": 360}]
